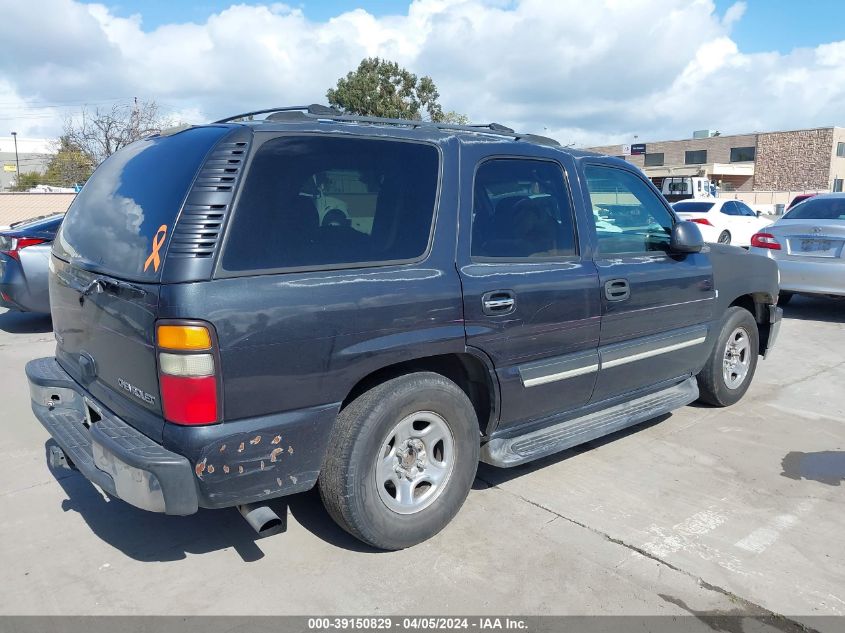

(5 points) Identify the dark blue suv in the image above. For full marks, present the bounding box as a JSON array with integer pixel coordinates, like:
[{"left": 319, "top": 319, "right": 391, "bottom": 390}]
[{"left": 26, "top": 106, "right": 782, "bottom": 549}]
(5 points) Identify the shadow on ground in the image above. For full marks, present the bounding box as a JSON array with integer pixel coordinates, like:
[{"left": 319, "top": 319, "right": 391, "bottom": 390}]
[
  {"left": 781, "top": 451, "right": 845, "bottom": 486},
  {"left": 0, "top": 310, "right": 52, "bottom": 334},
  {"left": 781, "top": 295, "right": 845, "bottom": 324},
  {"left": 46, "top": 442, "right": 379, "bottom": 561}
]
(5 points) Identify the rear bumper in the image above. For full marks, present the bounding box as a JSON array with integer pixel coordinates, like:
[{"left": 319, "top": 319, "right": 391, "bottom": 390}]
[
  {"left": 27, "top": 358, "right": 198, "bottom": 515},
  {"left": 27, "top": 357, "right": 338, "bottom": 514},
  {"left": 1, "top": 255, "right": 48, "bottom": 313},
  {"left": 775, "top": 257, "right": 845, "bottom": 297}
]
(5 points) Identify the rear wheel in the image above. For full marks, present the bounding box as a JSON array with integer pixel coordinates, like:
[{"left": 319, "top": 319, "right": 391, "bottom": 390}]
[
  {"left": 717, "top": 230, "right": 731, "bottom": 244},
  {"left": 697, "top": 306, "right": 759, "bottom": 406},
  {"left": 319, "top": 372, "right": 479, "bottom": 550}
]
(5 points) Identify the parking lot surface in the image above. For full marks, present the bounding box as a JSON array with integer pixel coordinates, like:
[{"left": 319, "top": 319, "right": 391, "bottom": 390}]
[{"left": 0, "top": 299, "right": 842, "bottom": 623}]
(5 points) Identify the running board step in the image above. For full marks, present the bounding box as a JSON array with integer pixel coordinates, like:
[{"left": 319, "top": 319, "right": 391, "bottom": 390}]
[{"left": 481, "top": 377, "right": 699, "bottom": 467}]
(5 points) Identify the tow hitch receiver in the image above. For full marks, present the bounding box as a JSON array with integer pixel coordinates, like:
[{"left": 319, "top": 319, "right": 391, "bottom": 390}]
[{"left": 48, "top": 443, "right": 75, "bottom": 471}]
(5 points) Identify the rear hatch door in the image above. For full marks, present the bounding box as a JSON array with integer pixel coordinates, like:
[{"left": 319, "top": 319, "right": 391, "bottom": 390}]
[{"left": 50, "top": 126, "right": 231, "bottom": 441}]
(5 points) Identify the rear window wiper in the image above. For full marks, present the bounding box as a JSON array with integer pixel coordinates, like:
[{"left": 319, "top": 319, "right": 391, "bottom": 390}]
[{"left": 80, "top": 277, "right": 147, "bottom": 302}]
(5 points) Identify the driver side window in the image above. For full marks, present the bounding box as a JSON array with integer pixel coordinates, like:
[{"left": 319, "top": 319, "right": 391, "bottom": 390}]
[{"left": 584, "top": 165, "right": 674, "bottom": 255}]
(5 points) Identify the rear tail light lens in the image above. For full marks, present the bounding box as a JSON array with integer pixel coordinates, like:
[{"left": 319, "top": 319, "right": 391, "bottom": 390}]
[
  {"left": 156, "top": 323, "right": 220, "bottom": 426},
  {"left": 157, "top": 325, "right": 212, "bottom": 350},
  {"left": 1, "top": 237, "right": 46, "bottom": 260},
  {"left": 690, "top": 218, "right": 713, "bottom": 227},
  {"left": 751, "top": 232, "right": 781, "bottom": 250},
  {"left": 160, "top": 375, "right": 218, "bottom": 426},
  {"left": 159, "top": 353, "right": 214, "bottom": 377}
]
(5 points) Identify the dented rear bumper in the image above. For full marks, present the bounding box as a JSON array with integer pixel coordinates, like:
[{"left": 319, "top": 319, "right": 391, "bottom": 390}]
[{"left": 26, "top": 357, "right": 337, "bottom": 514}]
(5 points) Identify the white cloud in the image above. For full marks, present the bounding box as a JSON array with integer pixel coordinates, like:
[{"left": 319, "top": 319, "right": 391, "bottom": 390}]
[
  {"left": 0, "top": 0, "right": 843, "bottom": 147},
  {"left": 722, "top": 1, "right": 747, "bottom": 28}
]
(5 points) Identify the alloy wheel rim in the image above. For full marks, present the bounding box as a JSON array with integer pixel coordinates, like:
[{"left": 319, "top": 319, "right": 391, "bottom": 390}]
[
  {"left": 723, "top": 327, "right": 750, "bottom": 390},
  {"left": 375, "top": 411, "right": 455, "bottom": 515}
]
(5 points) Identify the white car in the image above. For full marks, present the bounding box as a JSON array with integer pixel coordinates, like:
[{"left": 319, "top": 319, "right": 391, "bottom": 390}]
[
  {"left": 748, "top": 193, "right": 845, "bottom": 303},
  {"left": 671, "top": 199, "right": 771, "bottom": 246}
]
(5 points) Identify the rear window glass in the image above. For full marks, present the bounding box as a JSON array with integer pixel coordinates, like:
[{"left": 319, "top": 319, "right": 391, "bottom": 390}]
[
  {"left": 673, "top": 202, "right": 715, "bottom": 213},
  {"left": 54, "top": 126, "right": 228, "bottom": 280},
  {"left": 783, "top": 197, "right": 845, "bottom": 221},
  {"left": 220, "top": 136, "right": 439, "bottom": 272}
]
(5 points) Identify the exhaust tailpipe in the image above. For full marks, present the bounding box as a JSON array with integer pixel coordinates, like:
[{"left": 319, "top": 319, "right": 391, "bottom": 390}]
[{"left": 237, "top": 503, "right": 286, "bottom": 538}]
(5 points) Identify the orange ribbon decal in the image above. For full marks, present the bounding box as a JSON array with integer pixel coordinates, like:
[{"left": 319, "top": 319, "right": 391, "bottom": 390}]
[{"left": 144, "top": 224, "right": 168, "bottom": 272}]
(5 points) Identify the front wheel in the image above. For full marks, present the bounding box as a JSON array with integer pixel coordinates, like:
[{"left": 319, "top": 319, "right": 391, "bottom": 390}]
[
  {"left": 319, "top": 372, "right": 479, "bottom": 550},
  {"left": 696, "top": 307, "right": 759, "bottom": 407}
]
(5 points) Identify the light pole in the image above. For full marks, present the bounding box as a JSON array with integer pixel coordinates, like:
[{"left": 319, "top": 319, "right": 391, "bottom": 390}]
[{"left": 10, "top": 131, "right": 20, "bottom": 188}]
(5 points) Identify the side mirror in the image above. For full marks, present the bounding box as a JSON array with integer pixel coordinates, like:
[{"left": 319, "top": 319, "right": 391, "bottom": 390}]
[
  {"left": 670, "top": 221, "right": 704, "bottom": 254},
  {"left": 756, "top": 210, "right": 762, "bottom": 217}
]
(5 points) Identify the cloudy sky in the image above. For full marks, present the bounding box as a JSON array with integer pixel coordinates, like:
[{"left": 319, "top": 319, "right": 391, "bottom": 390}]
[{"left": 1, "top": 0, "right": 843, "bottom": 147}]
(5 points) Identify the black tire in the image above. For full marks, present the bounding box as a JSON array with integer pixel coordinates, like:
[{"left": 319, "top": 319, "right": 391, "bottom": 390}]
[
  {"left": 717, "top": 230, "right": 731, "bottom": 244},
  {"left": 319, "top": 372, "right": 479, "bottom": 550},
  {"left": 696, "top": 306, "right": 759, "bottom": 407},
  {"left": 778, "top": 292, "right": 793, "bottom": 306}
]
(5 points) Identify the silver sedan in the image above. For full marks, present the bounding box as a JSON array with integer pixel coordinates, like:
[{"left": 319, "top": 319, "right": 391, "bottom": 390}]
[{"left": 749, "top": 193, "right": 845, "bottom": 304}]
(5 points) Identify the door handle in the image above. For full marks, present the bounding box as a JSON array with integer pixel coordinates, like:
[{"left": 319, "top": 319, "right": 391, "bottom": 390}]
[
  {"left": 604, "top": 278, "right": 630, "bottom": 302},
  {"left": 482, "top": 291, "right": 516, "bottom": 315}
]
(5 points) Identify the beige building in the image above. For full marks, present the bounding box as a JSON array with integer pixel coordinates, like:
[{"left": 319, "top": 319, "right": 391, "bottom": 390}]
[
  {"left": 588, "top": 126, "right": 845, "bottom": 200},
  {"left": 0, "top": 136, "right": 55, "bottom": 191}
]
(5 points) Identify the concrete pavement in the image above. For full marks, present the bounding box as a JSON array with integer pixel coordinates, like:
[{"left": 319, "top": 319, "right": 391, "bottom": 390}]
[{"left": 0, "top": 299, "right": 841, "bottom": 623}]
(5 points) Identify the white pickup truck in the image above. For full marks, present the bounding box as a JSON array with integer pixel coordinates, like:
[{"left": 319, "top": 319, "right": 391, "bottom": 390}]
[{"left": 662, "top": 176, "right": 714, "bottom": 203}]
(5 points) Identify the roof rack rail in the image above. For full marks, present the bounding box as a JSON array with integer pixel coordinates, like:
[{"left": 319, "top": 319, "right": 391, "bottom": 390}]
[
  {"left": 212, "top": 105, "right": 560, "bottom": 147},
  {"left": 214, "top": 104, "right": 340, "bottom": 123}
]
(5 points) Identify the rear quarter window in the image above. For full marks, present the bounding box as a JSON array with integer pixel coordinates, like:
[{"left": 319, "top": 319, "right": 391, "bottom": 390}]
[
  {"left": 54, "top": 126, "right": 228, "bottom": 280},
  {"left": 220, "top": 136, "right": 440, "bottom": 273},
  {"left": 673, "top": 202, "right": 715, "bottom": 213}
]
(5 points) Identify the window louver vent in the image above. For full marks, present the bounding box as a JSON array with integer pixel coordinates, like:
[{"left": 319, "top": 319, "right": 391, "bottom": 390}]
[{"left": 169, "top": 139, "right": 249, "bottom": 259}]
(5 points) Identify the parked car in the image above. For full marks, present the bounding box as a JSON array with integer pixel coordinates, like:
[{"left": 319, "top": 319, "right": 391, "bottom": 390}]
[
  {"left": 26, "top": 106, "right": 781, "bottom": 550},
  {"left": 750, "top": 193, "right": 845, "bottom": 304},
  {"left": 786, "top": 193, "right": 817, "bottom": 211},
  {"left": 672, "top": 198, "right": 771, "bottom": 246},
  {"left": 0, "top": 213, "right": 63, "bottom": 313}
]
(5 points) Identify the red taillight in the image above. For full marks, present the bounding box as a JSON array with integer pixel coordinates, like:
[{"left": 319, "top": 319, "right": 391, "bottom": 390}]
[
  {"left": 156, "top": 323, "right": 220, "bottom": 426},
  {"left": 1, "top": 237, "right": 46, "bottom": 260},
  {"left": 160, "top": 374, "right": 218, "bottom": 425},
  {"left": 751, "top": 232, "right": 781, "bottom": 250},
  {"left": 690, "top": 218, "right": 713, "bottom": 227}
]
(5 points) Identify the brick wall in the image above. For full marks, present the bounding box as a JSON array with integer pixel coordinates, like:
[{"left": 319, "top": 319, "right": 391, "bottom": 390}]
[
  {"left": 588, "top": 133, "right": 759, "bottom": 172},
  {"left": 753, "top": 128, "right": 833, "bottom": 190}
]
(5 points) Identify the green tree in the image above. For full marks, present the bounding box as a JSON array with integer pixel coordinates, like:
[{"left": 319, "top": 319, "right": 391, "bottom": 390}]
[
  {"left": 10, "top": 171, "right": 45, "bottom": 191},
  {"left": 440, "top": 110, "right": 470, "bottom": 125},
  {"left": 44, "top": 136, "right": 94, "bottom": 187},
  {"left": 327, "top": 58, "right": 467, "bottom": 123}
]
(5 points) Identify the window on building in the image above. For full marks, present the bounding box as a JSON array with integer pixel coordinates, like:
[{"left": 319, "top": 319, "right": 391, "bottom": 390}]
[
  {"left": 644, "top": 153, "right": 664, "bottom": 167},
  {"left": 471, "top": 159, "right": 577, "bottom": 259},
  {"left": 834, "top": 178, "right": 844, "bottom": 193},
  {"left": 837, "top": 142, "right": 845, "bottom": 158},
  {"left": 685, "top": 150, "right": 707, "bottom": 165},
  {"left": 730, "top": 146, "right": 756, "bottom": 162}
]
